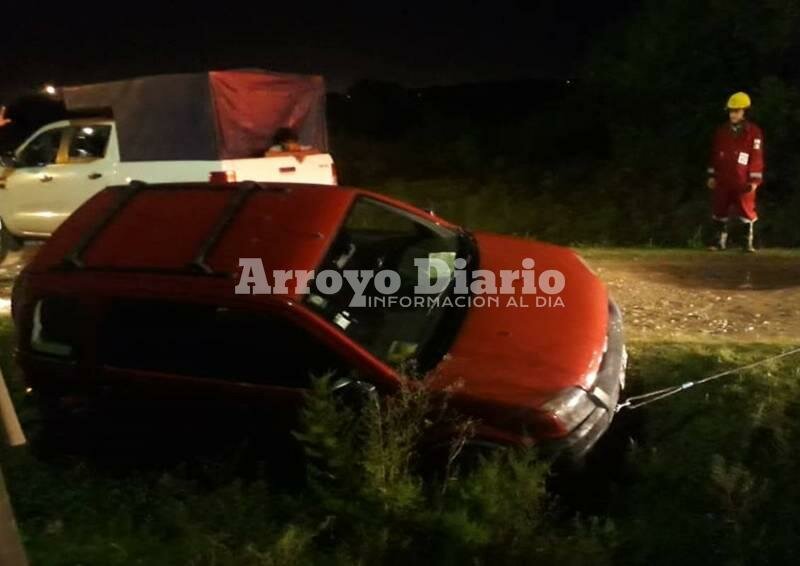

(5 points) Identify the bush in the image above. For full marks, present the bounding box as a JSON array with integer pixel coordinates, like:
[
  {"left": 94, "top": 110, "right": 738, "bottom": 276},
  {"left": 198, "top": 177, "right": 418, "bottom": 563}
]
[
  {"left": 1, "top": 371, "right": 616, "bottom": 565},
  {"left": 292, "top": 376, "right": 617, "bottom": 565}
]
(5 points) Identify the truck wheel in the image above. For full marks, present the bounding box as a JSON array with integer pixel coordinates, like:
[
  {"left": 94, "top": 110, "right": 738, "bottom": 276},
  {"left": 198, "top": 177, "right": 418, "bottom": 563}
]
[
  {"left": 0, "top": 224, "right": 20, "bottom": 265},
  {"left": 0, "top": 231, "right": 8, "bottom": 265}
]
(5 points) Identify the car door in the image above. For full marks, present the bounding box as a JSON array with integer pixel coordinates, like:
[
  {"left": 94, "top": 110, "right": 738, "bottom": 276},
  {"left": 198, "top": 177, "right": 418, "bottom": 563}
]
[
  {"left": 1, "top": 125, "right": 69, "bottom": 235},
  {"left": 55, "top": 124, "right": 115, "bottom": 224},
  {"left": 95, "top": 302, "right": 362, "bottom": 431}
]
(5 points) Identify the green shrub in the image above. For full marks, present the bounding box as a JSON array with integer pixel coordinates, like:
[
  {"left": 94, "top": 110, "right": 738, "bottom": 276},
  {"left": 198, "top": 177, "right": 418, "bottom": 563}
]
[{"left": 292, "top": 376, "right": 617, "bottom": 565}]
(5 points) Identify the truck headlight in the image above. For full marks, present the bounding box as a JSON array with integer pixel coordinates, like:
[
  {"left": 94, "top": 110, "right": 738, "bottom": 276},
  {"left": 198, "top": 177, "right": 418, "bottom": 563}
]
[{"left": 541, "top": 388, "right": 596, "bottom": 432}]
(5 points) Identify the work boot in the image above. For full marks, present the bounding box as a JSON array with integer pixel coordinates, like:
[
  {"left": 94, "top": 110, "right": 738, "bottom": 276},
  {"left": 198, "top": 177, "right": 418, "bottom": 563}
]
[
  {"left": 744, "top": 222, "right": 756, "bottom": 253},
  {"left": 709, "top": 221, "right": 728, "bottom": 251}
]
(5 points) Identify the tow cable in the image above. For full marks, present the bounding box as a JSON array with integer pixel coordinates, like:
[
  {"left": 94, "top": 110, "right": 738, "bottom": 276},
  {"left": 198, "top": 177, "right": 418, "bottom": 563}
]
[{"left": 616, "top": 345, "right": 800, "bottom": 413}]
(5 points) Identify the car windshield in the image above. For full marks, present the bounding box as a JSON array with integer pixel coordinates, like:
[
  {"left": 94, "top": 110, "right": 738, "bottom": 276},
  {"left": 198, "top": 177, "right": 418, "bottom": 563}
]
[{"left": 304, "top": 197, "right": 474, "bottom": 373}]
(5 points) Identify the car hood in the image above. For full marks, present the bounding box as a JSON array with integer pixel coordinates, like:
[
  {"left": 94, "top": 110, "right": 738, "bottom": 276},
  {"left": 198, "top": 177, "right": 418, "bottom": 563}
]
[{"left": 429, "top": 233, "right": 608, "bottom": 409}]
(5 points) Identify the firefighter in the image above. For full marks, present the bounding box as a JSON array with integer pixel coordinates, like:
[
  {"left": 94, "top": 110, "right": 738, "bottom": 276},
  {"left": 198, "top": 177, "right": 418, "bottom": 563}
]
[{"left": 707, "top": 92, "right": 764, "bottom": 252}]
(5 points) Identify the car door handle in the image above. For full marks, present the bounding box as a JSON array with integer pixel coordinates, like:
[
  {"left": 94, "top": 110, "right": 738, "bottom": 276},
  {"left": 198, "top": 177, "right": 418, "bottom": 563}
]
[
  {"left": 40, "top": 174, "right": 53, "bottom": 183},
  {"left": 88, "top": 172, "right": 102, "bottom": 180}
]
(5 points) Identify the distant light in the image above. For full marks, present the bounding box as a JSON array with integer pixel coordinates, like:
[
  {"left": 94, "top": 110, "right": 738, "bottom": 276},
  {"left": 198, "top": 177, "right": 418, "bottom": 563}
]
[
  {"left": 81, "top": 127, "right": 94, "bottom": 135},
  {"left": 25, "top": 387, "right": 33, "bottom": 395},
  {"left": 43, "top": 84, "right": 57, "bottom": 95},
  {"left": 566, "top": 80, "right": 572, "bottom": 85}
]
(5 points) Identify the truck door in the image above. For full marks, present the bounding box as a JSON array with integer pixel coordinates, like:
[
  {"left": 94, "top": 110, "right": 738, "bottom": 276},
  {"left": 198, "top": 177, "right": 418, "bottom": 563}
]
[
  {"left": 54, "top": 124, "right": 115, "bottom": 226},
  {"left": 1, "top": 125, "right": 69, "bottom": 236}
]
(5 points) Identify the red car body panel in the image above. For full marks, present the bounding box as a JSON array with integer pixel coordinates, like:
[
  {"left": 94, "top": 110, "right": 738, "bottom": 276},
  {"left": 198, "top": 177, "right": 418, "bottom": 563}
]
[
  {"left": 431, "top": 233, "right": 607, "bottom": 404},
  {"left": 13, "top": 182, "right": 623, "bottom": 454},
  {"left": 29, "top": 185, "right": 357, "bottom": 299}
]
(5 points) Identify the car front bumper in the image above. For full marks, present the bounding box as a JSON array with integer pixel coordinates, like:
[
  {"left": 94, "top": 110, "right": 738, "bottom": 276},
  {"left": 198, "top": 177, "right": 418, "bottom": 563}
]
[{"left": 557, "top": 300, "right": 627, "bottom": 460}]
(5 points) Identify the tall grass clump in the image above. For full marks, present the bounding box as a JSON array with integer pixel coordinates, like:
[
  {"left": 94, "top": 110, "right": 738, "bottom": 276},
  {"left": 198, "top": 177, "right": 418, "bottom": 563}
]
[{"left": 292, "top": 376, "right": 617, "bottom": 565}]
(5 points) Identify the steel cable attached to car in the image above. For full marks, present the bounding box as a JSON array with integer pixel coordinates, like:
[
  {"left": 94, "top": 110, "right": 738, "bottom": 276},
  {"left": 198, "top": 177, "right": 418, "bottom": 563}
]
[{"left": 616, "top": 345, "right": 800, "bottom": 413}]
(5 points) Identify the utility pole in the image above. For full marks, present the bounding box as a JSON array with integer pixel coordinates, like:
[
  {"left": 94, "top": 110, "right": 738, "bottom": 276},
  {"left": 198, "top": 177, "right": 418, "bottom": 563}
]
[
  {"left": 0, "top": 366, "right": 25, "bottom": 448},
  {"left": 0, "top": 468, "right": 28, "bottom": 566},
  {"left": 0, "top": 365, "right": 28, "bottom": 566}
]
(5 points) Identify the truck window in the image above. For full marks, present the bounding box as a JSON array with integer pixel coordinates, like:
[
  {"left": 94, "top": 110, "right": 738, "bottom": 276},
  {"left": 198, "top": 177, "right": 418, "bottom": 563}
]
[
  {"left": 17, "top": 127, "right": 66, "bottom": 167},
  {"left": 68, "top": 125, "right": 112, "bottom": 161}
]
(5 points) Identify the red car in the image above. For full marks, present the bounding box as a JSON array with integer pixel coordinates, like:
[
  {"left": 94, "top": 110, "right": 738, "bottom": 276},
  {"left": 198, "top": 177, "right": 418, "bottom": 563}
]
[{"left": 11, "top": 182, "right": 626, "bottom": 458}]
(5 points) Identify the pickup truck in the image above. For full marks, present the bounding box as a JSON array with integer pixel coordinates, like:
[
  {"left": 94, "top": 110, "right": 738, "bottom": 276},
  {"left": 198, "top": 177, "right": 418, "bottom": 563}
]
[
  {"left": 0, "top": 119, "right": 335, "bottom": 259},
  {"left": 0, "top": 69, "right": 336, "bottom": 262}
]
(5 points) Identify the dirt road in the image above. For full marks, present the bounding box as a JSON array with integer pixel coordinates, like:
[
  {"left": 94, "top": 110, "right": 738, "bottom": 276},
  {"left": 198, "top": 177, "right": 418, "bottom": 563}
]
[
  {"left": 2, "top": 245, "right": 798, "bottom": 342},
  {"left": 582, "top": 248, "right": 800, "bottom": 342}
]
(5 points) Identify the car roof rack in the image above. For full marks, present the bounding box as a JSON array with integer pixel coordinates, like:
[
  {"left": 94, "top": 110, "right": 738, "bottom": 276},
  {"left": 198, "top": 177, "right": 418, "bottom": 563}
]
[
  {"left": 60, "top": 181, "right": 290, "bottom": 275},
  {"left": 61, "top": 180, "right": 147, "bottom": 269},
  {"left": 187, "top": 181, "right": 259, "bottom": 274}
]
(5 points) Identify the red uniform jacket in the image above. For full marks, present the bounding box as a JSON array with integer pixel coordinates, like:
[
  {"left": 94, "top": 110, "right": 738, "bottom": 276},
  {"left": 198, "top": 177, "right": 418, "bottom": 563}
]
[{"left": 707, "top": 121, "right": 765, "bottom": 221}]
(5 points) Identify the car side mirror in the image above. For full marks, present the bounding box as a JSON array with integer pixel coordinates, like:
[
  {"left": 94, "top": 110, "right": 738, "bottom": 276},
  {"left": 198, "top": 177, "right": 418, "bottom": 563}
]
[{"left": 331, "top": 377, "right": 378, "bottom": 410}]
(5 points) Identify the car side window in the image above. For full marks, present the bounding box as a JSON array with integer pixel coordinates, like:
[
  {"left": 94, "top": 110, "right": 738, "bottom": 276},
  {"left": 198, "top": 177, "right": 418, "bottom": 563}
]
[
  {"left": 17, "top": 127, "right": 66, "bottom": 168},
  {"left": 344, "top": 198, "right": 419, "bottom": 235},
  {"left": 99, "top": 301, "right": 355, "bottom": 389},
  {"left": 68, "top": 125, "right": 112, "bottom": 161},
  {"left": 212, "top": 309, "right": 353, "bottom": 388}
]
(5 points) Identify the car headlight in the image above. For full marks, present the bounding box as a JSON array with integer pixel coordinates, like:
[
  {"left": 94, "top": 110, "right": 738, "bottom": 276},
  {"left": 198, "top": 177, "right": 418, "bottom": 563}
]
[
  {"left": 541, "top": 387, "right": 596, "bottom": 432},
  {"left": 581, "top": 336, "right": 608, "bottom": 390}
]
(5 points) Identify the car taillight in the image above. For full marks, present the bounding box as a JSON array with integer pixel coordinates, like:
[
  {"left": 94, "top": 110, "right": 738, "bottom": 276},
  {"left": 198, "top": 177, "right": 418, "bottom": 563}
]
[
  {"left": 540, "top": 388, "right": 596, "bottom": 433},
  {"left": 209, "top": 170, "right": 237, "bottom": 183},
  {"left": 31, "top": 298, "right": 80, "bottom": 357}
]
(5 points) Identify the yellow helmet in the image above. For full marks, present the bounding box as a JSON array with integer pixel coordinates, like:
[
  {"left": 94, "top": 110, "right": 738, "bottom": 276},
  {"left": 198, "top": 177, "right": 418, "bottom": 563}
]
[{"left": 726, "top": 91, "right": 752, "bottom": 110}]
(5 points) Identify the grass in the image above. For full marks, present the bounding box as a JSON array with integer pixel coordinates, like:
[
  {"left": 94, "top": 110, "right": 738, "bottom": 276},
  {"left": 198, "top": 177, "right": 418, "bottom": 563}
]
[
  {"left": 360, "top": 173, "right": 800, "bottom": 250},
  {"left": 603, "top": 340, "right": 800, "bottom": 565},
  {"left": 1, "top": 292, "right": 800, "bottom": 563}
]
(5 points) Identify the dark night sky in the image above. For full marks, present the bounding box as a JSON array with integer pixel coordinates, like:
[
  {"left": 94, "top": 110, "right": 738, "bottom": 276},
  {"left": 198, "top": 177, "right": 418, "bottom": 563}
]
[{"left": 1, "top": 2, "right": 638, "bottom": 97}]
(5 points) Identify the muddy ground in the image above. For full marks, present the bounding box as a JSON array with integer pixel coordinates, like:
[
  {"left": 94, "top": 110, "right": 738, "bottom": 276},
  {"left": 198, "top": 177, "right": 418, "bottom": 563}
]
[
  {"left": 581, "top": 248, "right": 800, "bottom": 342},
  {"left": 2, "top": 245, "right": 799, "bottom": 342}
]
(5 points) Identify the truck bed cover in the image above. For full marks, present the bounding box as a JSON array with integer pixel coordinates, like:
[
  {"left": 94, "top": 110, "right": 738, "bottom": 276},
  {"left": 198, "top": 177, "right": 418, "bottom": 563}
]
[{"left": 62, "top": 70, "right": 328, "bottom": 162}]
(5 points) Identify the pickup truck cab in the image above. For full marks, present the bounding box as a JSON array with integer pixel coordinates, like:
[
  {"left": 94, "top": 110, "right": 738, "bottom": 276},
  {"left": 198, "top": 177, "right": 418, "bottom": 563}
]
[
  {"left": 0, "top": 69, "right": 337, "bottom": 262},
  {"left": 12, "top": 182, "right": 626, "bottom": 459},
  {"left": 0, "top": 118, "right": 335, "bottom": 259}
]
